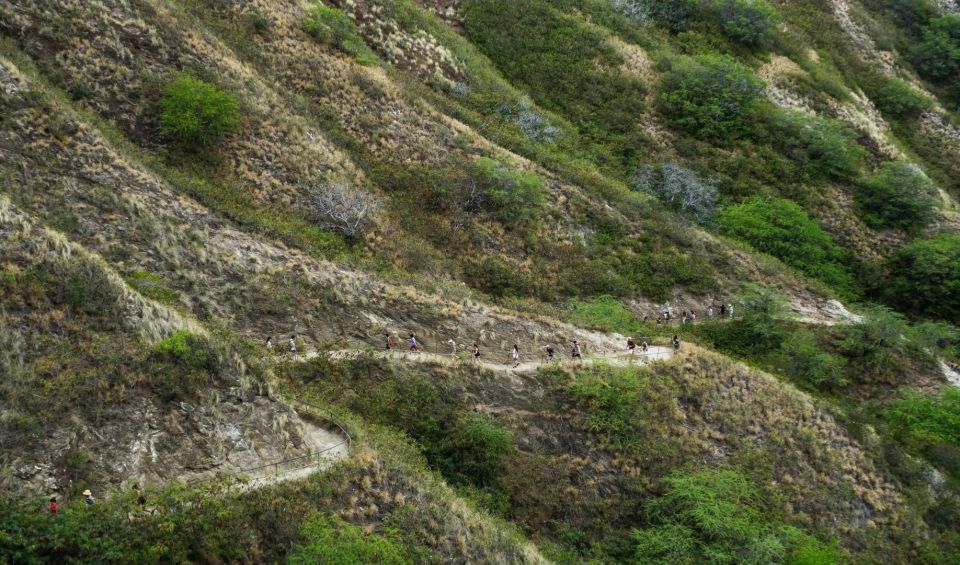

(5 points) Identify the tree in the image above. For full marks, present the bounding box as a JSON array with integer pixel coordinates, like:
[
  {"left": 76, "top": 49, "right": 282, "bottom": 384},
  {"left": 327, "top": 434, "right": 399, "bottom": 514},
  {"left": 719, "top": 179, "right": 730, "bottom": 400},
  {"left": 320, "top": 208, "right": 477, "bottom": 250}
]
[
  {"left": 885, "top": 233, "right": 960, "bottom": 320},
  {"left": 158, "top": 75, "right": 239, "bottom": 149},
  {"left": 856, "top": 162, "right": 937, "bottom": 230},
  {"left": 911, "top": 15, "right": 960, "bottom": 80},
  {"left": 631, "top": 163, "right": 718, "bottom": 225},
  {"left": 711, "top": 0, "right": 781, "bottom": 46},
  {"left": 874, "top": 79, "right": 931, "bottom": 117},
  {"left": 718, "top": 197, "right": 854, "bottom": 294},
  {"left": 308, "top": 182, "right": 379, "bottom": 241},
  {"left": 657, "top": 55, "right": 764, "bottom": 140}
]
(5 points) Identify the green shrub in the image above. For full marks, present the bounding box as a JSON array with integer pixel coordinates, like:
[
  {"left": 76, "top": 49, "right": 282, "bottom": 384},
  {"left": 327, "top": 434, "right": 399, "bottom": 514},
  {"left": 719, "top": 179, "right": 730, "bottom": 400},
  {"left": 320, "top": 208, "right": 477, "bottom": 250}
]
[
  {"left": 634, "top": 468, "right": 837, "bottom": 564},
  {"left": 124, "top": 271, "right": 179, "bottom": 304},
  {"left": 874, "top": 79, "right": 931, "bottom": 117},
  {"left": 464, "top": 255, "right": 534, "bottom": 298},
  {"left": 856, "top": 162, "right": 937, "bottom": 230},
  {"left": 911, "top": 15, "right": 960, "bottom": 81},
  {"left": 764, "top": 109, "right": 866, "bottom": 180},
  {"left": 719, "top": 197, "right": 854, "bottom": 294},
  {"left": 471, "top": 157, "right": 546, "bottom": 226},
  {"left": 695, "top": 285, "right": 789, "bottom": 357},
  {"left": 885, "top": 233, "right": 960, "bottom": 320},
  {"left": 302, "top": 4, "right": 376, "bottom": 63},
  {"left": 772, "top": 330, "right": 848, "bottom": 390},
  {"left": 450, "top": 413, "right": 515, "bottom": 487},
  {"left": 838, "top": 307, "right": 917, "bottom": 384},
  {"left": 627, "top": 250, "right": 717, "bottom": 302},
  {"left": 155, "top": 330, "right": 218, "bottom": 372},
  {"left": 158, "top": 75, "right": 239, "bottom": 149},
  {"left": 657, "top": 55, "right": 764, "bottom": 141},
  {"left": 568, "top": 295, "right": 641, "bottom": 332},
  {"left": 288, "top": 514, "right": 409, "bottom": 564},
  {"left": 709, "top": 0, "right": 781, "bottom": 46},
  {"left": 888, "top": 388, "right": 960, "bottom": 457}
]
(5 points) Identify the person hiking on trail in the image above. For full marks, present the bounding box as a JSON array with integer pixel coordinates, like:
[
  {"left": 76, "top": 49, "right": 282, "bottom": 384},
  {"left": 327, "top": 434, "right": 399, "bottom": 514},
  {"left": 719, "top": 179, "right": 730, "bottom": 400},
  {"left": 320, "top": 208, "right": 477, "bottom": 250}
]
[
  {"left": 386, "top": 333, "right": 394, "bottom": 350},
  {"left": 473, "top": 343, "right": 481, "bottom": 365},
  {"left": 448, "top": 339, "right": 457, "bottom": 356},
  {"left": 627, "top": 337, "right": 636, "bottom": 354},
  {"left": 512, "top": 344, "right": 520, "bottom": 368},
  {"left": 571, "top": 340, "right": 582, "bottom": 361},
  {"left": 720, "top": 303, "right": 726, "bottom": 318},
  {"left": 728, "top": 303, "right": 734, "bottom": 319},
  {"left": 266, "top": 336, "right": 273, "bottom": 351},
  {"left": 408, "top": 333, "right": 419, "bottom": 352},
  {"left": 289, "top": 335, "right": 297, "bottom": 354},
  {"left": 681, "top": 311, "right": 688, "bottom": 325},
  {"left": 83, "top": 490, "right": 95, "bottom": 505},
  {"left": 690, "top": 311, "right": 697, "bottom": 323},
  {"left": 545, "top": 345, "right": 555, "bottom": 362},
  {"left": 672, "top": 335, "right": 681, "bottom": 351},
  {"left": 49, "top": 496, "right": 58, "bottom": 515},
  {"left": 641, "top": 339, "right": 649, "bottom": 353},
  {"left": 133, "top": 484, "right": 146, "bottom": 509},
  {"left": 707, "top": 306, "right": 714, "bottom": 319}
]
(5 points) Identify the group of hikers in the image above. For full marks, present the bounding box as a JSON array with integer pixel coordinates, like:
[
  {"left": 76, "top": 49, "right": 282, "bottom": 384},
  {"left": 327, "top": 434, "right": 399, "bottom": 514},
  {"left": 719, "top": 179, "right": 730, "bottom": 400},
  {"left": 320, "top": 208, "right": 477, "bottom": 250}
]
[
  {"left": 380, "top": 333, "right": 681, "bottom": 368},
  {"left": 652, "top": 302, "right": 733, "bottom": 325},
  {"left": 46, "top": 485, "right": 149, "bottom": 515}
]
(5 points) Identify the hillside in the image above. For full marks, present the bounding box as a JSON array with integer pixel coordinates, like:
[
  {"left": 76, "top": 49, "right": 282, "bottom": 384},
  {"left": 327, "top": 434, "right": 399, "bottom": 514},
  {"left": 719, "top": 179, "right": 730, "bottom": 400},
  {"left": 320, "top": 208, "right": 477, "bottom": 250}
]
[{"left": 1, "top": 0, "right": 960, "bottom": 562}]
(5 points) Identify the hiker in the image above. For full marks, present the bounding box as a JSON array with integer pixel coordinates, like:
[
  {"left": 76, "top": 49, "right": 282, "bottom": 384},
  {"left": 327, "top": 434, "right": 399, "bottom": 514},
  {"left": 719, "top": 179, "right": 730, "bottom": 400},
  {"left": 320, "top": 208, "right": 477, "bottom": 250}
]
[
  {"left": 133, "top": 484, "right": 146, "bottom": 509},
  {"left": 627, "top": 337, "right": 636, "bottom": 354},
  {"left": 386, "top": 333, "right": 394, "bottom": 350},
  {"left": 681, "top": 312, "right": 688, "bottom": 325},
  {"left": 408, "top": 333, "right": 419, "bottom": 353},
  {"left": 289, "top": 335, "right": 297, "bottom": 354},
  {"left": 448, "top": 339, "right": 457, "bottom": 356},
  {"left": 707, "top": 306, "right": 714, "bottom": 319},
  {"left": 266, "top": 336, "right": 273, "bottom": 351},
  {"left": 571, "top": 340, "right": 582, "bottom": 362},
  {"left": 473, "top": 343, "right": 481, "bottom": 365},
  {"left": 512, "top": 344, "right": 520, "bottom": 368},
  {"left": 545, "top": 345, "right": 555, "bottom": 362},
  {"left": 49, "top": 496, "right": 58, "bottom": 515},
  {"left": 720, "top": 303, "right": 726, "bottom": 318},
  {"left": 656, "top": 314, "right": 663, "bottom": 325},
  {"left": 672, "top": 335, "right": 681, "bottom": 351},
  {"left": 83, "top": 490, "right": 95, "bottom": 506},
  {"left": 641, "top": 339, "right": 649, "bottom": 353},
  {"left": 728, "top": 303, "right": 734, "bottom": 319},
  {"left": 690, "top": 311, "right": 697, "bottom": 323}
]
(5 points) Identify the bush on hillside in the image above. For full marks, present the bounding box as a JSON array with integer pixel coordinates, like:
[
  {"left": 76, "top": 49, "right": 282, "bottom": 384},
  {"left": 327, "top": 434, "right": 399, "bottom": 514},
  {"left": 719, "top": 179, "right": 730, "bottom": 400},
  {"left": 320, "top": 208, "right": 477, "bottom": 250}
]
[
  {"left": 155, "top": 330, "right": 218, "bottom": 373},
  {"left": 709, "top": 0, "right": 781, "bottom": 46},
  {"left": 158, "top": 75, "right": 239, "bottom": 149},
  {"left": 910, "top": 15, "right": 960, "bottom": 81},
  {"left": 657, "top": 55, "right": 764, "bottom": 140},
  {"left": 885, "top": 233, "right": 960, "bottom": 320},
  {"left": 631, "top": 163, "right": 718, "bottom": 225},
  {"left": 449, "top": 413, "right": 514, "bottom": 487},
  {"left": 303, "top": 4, "right": 377, "bottom": 63},
  {"left": 289, "top": 514, "right": 408, "bottom": 564},
  {"left": 718, "top": 197, "right": 854, "bottom": 294},
  {"left": 463, "top": 0, "right": 646, "bottom": 157},
  {"left": 764, "top": 109, "right": 866, "bottom": 180},
  {"left": 633, "top": 468, "right": 837, "bottom": 564},
  {"left": 772, "top": 329, "right": 848, "bottom": 390},
  {"left": 611, "top": 0, "right": 698, "bottom": 31},
  {"left": 874, "top": 79, "right": 931, "bottom": 117},
  {"left": 839, "top": 307, "right": 917, "bottom": 385},
  {"left": 856, "top": 162, "right": 937, "bottom": 231},
  {"left": 471, "top": 157, "right": 547, "bottom": 226},
  {"left": 307, "top": 181, "right": 380, "bottom": 241}
]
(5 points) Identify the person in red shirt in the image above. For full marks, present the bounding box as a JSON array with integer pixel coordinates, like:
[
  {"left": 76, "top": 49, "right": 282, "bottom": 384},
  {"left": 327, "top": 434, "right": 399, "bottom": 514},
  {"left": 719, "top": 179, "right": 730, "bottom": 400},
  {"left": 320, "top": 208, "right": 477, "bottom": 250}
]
[{"left": 49, "top": 496, "right": 58, "bottom": 514}]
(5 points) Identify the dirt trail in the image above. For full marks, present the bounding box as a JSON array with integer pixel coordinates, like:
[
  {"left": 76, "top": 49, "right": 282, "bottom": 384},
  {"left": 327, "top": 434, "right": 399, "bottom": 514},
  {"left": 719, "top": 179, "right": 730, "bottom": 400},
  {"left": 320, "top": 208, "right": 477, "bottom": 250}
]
[{"left": 283, "top": 345, "right": 676, "bottom": 372}]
